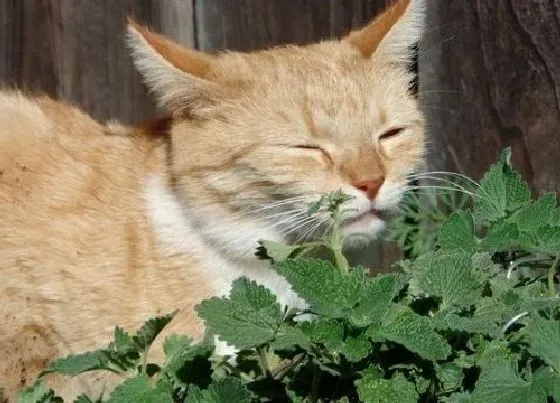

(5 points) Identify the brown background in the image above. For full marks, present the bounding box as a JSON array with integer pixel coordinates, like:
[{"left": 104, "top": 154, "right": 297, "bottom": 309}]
[{"left": 1, "top": 0, "right": 558, "bottom": 269}]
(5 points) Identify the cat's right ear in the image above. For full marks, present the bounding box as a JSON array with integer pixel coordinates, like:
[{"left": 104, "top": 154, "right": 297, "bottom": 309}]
[{"left": 126, "top": 20, "right": 218, "bottom": 115}]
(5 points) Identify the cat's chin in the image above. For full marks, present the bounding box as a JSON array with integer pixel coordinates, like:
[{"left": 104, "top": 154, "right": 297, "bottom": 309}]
[{"left": 341, "top": 213, "right": 387, "bottom": 248}]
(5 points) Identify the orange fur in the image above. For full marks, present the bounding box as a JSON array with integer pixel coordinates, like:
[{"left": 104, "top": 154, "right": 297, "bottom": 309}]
[{"left": 0, "top": 1, "right": 426, "bottom": 400}]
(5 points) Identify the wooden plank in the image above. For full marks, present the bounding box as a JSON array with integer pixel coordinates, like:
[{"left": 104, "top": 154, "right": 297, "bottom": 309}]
[
  {"left": 0, "top": 0, "right": 196, "bottom": 123},
  {"left": 194, "top": 0, "right": 391, "bottom": 51},
  {"left": 419, "top": 0, "right": 560, "bottom": 196}
]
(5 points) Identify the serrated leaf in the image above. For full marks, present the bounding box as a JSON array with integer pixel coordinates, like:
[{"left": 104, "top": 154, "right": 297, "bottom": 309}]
[
  {"left": 186, "top": 378, "right": 252, "bottom": 403},
  {"left": 106, "top": 375, "right": 173, "bottom": 403},
  {"left": 368, "top": 304, "right": 451, "bottom": 361},
  {"left": 274, "top": 258, "right": 365, "bottom": 318},
  {"left": 163, "top": 334, "right": 191, "bottom": 360},
  {"left": 114, "top": 327, "right": 137, "bottom": 355},
  {"left": 350, "top": 274, "right": 399, "bottom": 327},
  {"left": 434, "top": 312, "right": 500, "bottom": 337},
  {"left": 411, "top": 252, "right": 483, "bottom": 310},
  {"left": 301, "top": 320, "right": 344, "bottom": 350},
  {"left": 16, "top": 381, "right": 62, "bottom": 403},
  {"left": 473, "top": 340, "right": 513, "bottom": 369},
  {"left": 524, "top": 316, "right": 560, "bottom": 373},
  {"left": 195, "top": 277, "right": 283, "bottom": 349},
  {"left": 73, "top": 395, "right": 94, "bottom": 403},
  {"left": 480, "top": 221, "right": 520, "bottom": 251},
  {"left": 534, "top": 225, "right": 560, "bottom": 253},
  {"left": 514, "top": 193, "right": 557, "bottom": 233},
  {"left": 357, "top": 369, "right": 418, "bottom": 403},
  {"left": 442, "top": 392, "right": 471, "bottom": 403},
  {"left": 438, "top": 211, "right": 477, "bottom": 252},
  {"left": 256, "top": 240, "right": 304, "bottom": 263},
  {"left": 133, "top": 310, "right": 177, "bottom": 352},
  {"left": 436, "top": 362, "right": 463, "bottom": 393},
  {"left": 471, "top": 361, "right": 549, "bottom": 403},
  {"left": 41, "top": 350, "right": 111, "bottom": 376},
  {"left": 342, "top": 333, "right": 371, "bottom": 362},
  {"left": 272, "top": 324, "right": 311, "bottom": 350},
  {"left": 161, "top": 343, "right": 213, "bottom": 388},
  {"left": 474, "top": 148, "right": 531, "bottom": 223}
]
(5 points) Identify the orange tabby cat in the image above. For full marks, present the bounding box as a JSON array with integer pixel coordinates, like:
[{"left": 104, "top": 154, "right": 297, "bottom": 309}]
[{"left": 0, "top": 0, "right": 425, "bottom": 400}]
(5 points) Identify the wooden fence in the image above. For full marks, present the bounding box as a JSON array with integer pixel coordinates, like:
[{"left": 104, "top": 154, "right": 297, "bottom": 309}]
[{"left": 1, "top": 0, "right": 559, "bottom": 270}]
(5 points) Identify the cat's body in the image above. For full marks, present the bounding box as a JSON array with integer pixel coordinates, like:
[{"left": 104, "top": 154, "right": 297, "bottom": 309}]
[{"left": 0, "top": 0, "right": 425, "bottom": 400}]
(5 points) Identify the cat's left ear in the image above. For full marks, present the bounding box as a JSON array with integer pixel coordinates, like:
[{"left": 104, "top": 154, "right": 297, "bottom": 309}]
[
  {"left": 345, "top": 0, "right": 425, "bottom": 63},
  {"left": 126, "top": 19, "right": 219, "bottom": 115}
]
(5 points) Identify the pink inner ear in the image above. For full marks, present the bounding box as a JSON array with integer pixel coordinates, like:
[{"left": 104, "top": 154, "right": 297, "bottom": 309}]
[
  {"left": 128, "top": 19, "right": 213, "bottom": 79},
  {"left": 346, "top": 0, "right": 411, "bottom": 58}
]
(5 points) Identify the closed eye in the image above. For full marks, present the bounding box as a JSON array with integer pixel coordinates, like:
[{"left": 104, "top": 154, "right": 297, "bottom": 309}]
[
  {"left": 379, "top": 127, "right": 404, "bottom": 140},
  {"left": 293, "top": 145, "right": 333, "bottom": 164}
]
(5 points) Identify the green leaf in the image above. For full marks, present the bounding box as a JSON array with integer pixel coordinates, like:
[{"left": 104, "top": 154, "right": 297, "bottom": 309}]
[
  {"left": 106, "top": 375, "right": 173, "bottom": 403},
  {"left": 357, "top": 368, "right": 418, "bottom": 403},
  {"left": 186, "top": 378, "right": 252, "bottom": 403},
  {"left": 133, "top": 310, "right": 177, "bottom": 352},
  {"left": 161, "top": 342, "right": 213, "bottom": 388},
  {"left": 300, "top": 320, "right": 344, "bottom": 350},
  {"left": 274, "top": 258, "right": 365, "bottom": 318},
  {"left": 73, "top": 395, "right": 94, "bottom": 403},
  {"left": 350, "top": 274, "right": 399, "bottom": 327},
  {"left": 442, "top": 392, "right": 471, "bottom": 403},
  {"left": 410, "top": 252, "right": 483, "bottom": 310},
  {"left": 434, "top": 312, "right": 500, "bottom": 337},
  {"left": 368, "top": 304, "right": 451, "bottom": 361},
  {"left": 531, "top": 368, "right": 560, "bottom": 402},
  {"left": 114, "top": 327, "right": 137, "bottom": 355},
  {"left": 471, "top": 361, "right": 548, "bottom": 403},
  {"left": 474, "top": 148, "right": 531, "bottom": 223},
  {"left": 163, "top": 334, "right": 191, "bottom": 360},
  {"left": 436, "top": 362, "right": 464, "bottom": 393},
  {"left": 480, "top": 221, "right": 520, "bottom": 251},
  {"left": 534, "top": 225, "right": 560, "bottom": 253},
  {"left": 41, "top": 350, "right": 112, "bottom": 377},
  {"left": 438, "top": 211, "right": 477, "bottom": 252},
  {"left": 342, "top": 333, "right": 371, "bottom": 362},
  {"left": 514, "top": 193, "right": 557, "bottom": 233},
  {"left": 256, "top": 240, "right": 305, "bottom": 263},
  {"left": 272, "top": 324, "right": 312, "bottom": 350},
  {"left": 16, "top": 381, "right": 62, "bottom": 403},
  {"left": 524, "top": 316, "right": 560, "bottom": 373},
  {"left": 195, "top": 277, "right": 284, "bottom": 349}
]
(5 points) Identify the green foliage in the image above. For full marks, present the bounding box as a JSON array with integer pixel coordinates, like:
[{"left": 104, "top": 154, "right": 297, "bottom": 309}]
[{"left": 18, "top": 148, "right": 560, "bottom": 402}]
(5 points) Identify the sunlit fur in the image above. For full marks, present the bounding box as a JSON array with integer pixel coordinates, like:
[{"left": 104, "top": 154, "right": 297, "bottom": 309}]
[{"left": 0, "top": 0, "right": 425, "bottom": 400}]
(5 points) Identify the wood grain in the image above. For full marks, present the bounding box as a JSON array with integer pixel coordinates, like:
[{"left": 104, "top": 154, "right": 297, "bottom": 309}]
[{"left": 419, "top": 0, "right": 560, "bottom": 196}]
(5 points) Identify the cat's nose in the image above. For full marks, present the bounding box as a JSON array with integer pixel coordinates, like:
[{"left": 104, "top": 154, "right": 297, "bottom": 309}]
[{"left": 354, "top": 177, "right": 385, "bottom": 200}]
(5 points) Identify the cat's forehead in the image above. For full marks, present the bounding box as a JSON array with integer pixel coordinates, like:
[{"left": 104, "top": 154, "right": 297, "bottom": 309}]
[{"left": 214, "top": 43, "right": 416, "bottom": 120}]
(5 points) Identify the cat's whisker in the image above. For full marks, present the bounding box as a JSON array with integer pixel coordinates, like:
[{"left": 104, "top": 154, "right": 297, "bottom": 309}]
[
  {"left": 407, "top": 171, "right": 482, "bottom": 190},
  {"left": 405, "top": 185, "right": 484, "bottom": 202},
  {"left": 277, "top": 216, "right": 319, "bottom": 236},
  {"left": 406, "top": 175, "right": 477, "bottom": 199},
  {"left": 417, "top": 34, "right": 457, "bottom": 61},
  {"left": 407, "top": 171, "right": 492, "bottom": 203},
  {"left": 295, "top": 215, "right": 331, "bottom": 243}
]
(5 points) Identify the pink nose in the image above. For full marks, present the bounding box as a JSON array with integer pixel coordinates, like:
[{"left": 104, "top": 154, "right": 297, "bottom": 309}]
[{"left": 354, "top": 177, "right": 385, "bottom": 200}]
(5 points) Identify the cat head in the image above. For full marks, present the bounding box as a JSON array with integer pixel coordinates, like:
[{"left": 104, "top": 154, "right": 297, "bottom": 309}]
[{"left": 128, "top": 0, "right": 426, "bottom": 256}]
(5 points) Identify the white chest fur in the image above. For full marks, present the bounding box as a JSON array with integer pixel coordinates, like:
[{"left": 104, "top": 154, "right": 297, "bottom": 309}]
[{"left": 143, "top": 175, "right": 307, "bottom": 310}]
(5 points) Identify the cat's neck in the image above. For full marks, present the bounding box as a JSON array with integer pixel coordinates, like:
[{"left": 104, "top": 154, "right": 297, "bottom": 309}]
[{"left": 142, "top": 172, "right": 306, "bottom": 309}]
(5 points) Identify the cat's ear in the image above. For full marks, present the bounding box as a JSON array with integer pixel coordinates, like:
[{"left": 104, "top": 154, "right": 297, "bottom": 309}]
[
  {"left": 345, "top": 0, "right": 425, "bottom": 63},
  {"left": 126, "top": 20, "right": 218, "bottom": 115}
]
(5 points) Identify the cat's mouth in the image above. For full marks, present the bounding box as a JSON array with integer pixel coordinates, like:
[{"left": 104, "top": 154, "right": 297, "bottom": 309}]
[{"left": 343, "top": 208, "right": 386, "bottom": 226}]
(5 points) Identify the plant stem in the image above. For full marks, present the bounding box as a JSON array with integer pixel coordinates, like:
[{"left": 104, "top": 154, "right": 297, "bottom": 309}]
[
  {"left": 331, "top": 209, "right": 349, "bottom": 272},
  {"left": 257, "top": 346, "right": 271, "bottom": 377},
  {"left": 310, "top": 365, "right": 321, "bottom": 403},
  {"left": 548, "top": 255, "right": 560, "bottom": 297}
]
